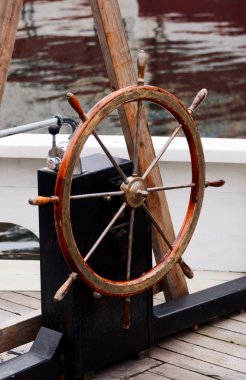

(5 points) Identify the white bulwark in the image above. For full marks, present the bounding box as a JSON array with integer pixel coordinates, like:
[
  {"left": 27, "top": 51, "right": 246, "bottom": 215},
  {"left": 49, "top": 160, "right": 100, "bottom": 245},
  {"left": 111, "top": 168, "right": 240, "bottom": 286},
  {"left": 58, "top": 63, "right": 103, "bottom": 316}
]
[{"left": 0, "top": 134, "right": 245, "bottom": 272}]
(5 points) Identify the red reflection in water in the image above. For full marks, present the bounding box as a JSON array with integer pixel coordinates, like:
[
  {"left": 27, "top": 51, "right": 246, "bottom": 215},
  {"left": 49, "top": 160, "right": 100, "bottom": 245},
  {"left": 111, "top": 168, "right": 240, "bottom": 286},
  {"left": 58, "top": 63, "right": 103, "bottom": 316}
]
[
  {"left": 138, "top": 0, "right": 246, "bottom": 32},
  {"left": 2, "top": 0, "right": 245, "bottom": 138}
]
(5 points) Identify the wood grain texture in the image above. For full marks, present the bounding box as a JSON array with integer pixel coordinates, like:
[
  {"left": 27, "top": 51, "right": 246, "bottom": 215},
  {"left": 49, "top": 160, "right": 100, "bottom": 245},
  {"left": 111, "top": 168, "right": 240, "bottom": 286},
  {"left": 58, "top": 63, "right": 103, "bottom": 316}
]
[
  {"left": 0, "top": 309, "right": 41, "bottom": 353},
  {"left": 0, "top": 291, "right": 41, "bottom": 309},
  {"left": 197, "top": 324, "right": 246, "bottom": 346},
  {"left": 0, "top": 298, "right": 36, "bottom": 316},
  {"left": 209, "top": 318, "right": 246, "bottom": 335},
  {"left": 0, "top": 0, "right": 23, "bottom": 104},
  {"left": 131, "top": 373, "right": 169, "bottom": 380},
  {"left": 150, "top": 346, "right": 246, "bottom": 380},
  {"left": 176, "top": 330, "right": 246, "bottom": 359},
  {"left": 157, "top": 337, "right": 246, "bottom": 373},
  {"left": 90, "top": 0, "right": 188, "bottom": 299},
  {"left": 151, "top": 362, "right": 212, "bottom": 380}
]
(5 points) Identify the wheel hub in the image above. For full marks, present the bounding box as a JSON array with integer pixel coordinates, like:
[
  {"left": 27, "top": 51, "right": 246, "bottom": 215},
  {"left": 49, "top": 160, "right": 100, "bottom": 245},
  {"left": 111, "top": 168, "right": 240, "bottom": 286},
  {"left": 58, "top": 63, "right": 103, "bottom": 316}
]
[{"left": 120, "top": 176, "right": 148, "bottom": 208}]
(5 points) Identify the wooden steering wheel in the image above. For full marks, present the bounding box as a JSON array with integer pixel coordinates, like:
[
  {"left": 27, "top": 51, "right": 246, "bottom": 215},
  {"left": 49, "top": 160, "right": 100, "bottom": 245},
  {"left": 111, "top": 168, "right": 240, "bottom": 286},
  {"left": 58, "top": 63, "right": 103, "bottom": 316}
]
[{"left": 53, "top": 83, "right": 206, "bottom": 298}]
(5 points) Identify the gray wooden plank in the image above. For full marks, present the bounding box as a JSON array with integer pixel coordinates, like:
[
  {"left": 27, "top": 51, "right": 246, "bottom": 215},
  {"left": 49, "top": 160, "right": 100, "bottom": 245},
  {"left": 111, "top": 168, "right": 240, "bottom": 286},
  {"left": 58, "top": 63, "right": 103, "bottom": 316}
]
[
  {"left": 0, "top": 309, "right": 41, "bottom": 353},
  {"left": 94, "top": 375, "right": 120, "bottom": 380},
  {"left": 130, "top": 371, "right": 170, "bottom": 379},
  {"left": 229, "top": 312, "right": 246, "bottom": 323},
  {"left": 197, "top": 324, "right": 246, "bottom": 346},
  {"left": 0, "top": 298, "right": 36, "bottom": 315},
  {"left": 16, "top": 291, "right": 41, "bottom": 300},
  {"left": 151, "top": 362, "right": 213, "bottom": 379},
  {"left": 10, "top": 342, "right": 32, "bottom": 355},
  {"left": 0, "top": 309, "right": 16, "bottom": 323},
  {"left": 0, "top": 342, "right": 32, "bottom": 364},
  {"left": 96, "top": 357, "right": 161, "bottom": 379},
  {"left": 0, "top": 350, "right": 17, "bottom": 363},
  {"left": 150, "top": 347, "right": 246, "bottom": 380},
  {"left": 157, "top": 338, "right": 246, "bottom": 373},
  {"left": 210, "top": 318, "right": 246, "bottom": 335},
  {"left": 0, "top": 291, "right": 41, "bottom": 309},
  {"left": 176, "top": 330, "right": 246, "bottom": 359}
]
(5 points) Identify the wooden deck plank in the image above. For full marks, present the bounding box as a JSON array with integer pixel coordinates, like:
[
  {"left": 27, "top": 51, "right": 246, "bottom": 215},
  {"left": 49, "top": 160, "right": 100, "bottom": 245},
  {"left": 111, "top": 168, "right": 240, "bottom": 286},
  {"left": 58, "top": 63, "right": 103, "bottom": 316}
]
[
  {"left": 176, "top": 329, "right": 246, "bottom": 359},
  {"left": 210, "top": 318, "right": 246, "bottom": 335},
  {"left": 0, "top": 342, "right": 32, "bottom": 363},
  {"left": 16, "top": 291, "right": 41, "bottom": 300},
  {"left": 130, "top": 372, "right": 170, "bottom": 379},
  {"left": 156, "top": 338, "right": 246, "bottom": 373},
  {"left": 0, "top": 309, "right": 41, "bottom": 353},
  {"left": 150, "top": 362, "right": 213, "bottom": 379},
  {"left": 0, "top": 298, "right": 37, "bottom": 316},
  {"left": 229, "top": 312, "right": 246, "bottom": 323},
  {"left": 150, "top": 347, "right": 246, "bottom": 380},
  {"left": 0, "top": 291, "right": 41, "bottom": 309},
  {"left": 0, "top": 309, "right": 16, "bottom": 323},
  {"left": 96, "top": 357, "right": 161, "bottom": 379},
  {"left": 197, "top": 324, "right": 246, "bottom": 346},
  {"left": 0, "top": 271, "right": 245, "bottom": 378}
]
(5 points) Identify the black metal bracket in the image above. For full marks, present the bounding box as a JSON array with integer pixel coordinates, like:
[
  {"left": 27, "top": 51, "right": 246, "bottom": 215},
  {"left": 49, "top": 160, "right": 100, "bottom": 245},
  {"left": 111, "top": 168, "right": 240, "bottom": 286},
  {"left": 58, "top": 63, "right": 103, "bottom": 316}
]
[
  {"left": 154, "top": 275, "right": 246, "bottom": 340},
  {"left": 0, "top": 327, "right": 63, "bottom": 380}
]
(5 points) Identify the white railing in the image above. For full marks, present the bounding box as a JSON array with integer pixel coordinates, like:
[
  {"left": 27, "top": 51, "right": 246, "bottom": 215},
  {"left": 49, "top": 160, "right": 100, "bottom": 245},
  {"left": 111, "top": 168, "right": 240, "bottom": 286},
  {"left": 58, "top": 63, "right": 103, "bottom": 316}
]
[{"left": 0, "top": 134, "right": 245, "bottom": 271}]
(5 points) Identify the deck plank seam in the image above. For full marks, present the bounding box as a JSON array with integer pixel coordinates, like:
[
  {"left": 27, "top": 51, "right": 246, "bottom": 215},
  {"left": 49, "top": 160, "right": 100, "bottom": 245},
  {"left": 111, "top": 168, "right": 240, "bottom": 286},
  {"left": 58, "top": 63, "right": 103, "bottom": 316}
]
[{"left": 153, "top": 342, "right": 246, "bottom": 374}]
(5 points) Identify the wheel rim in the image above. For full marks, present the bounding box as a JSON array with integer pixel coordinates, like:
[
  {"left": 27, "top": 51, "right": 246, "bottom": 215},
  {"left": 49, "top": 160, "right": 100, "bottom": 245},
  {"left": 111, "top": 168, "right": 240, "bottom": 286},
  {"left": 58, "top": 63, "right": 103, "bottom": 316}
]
[{"left": 54, "top": 85, "right": 205, "bottom": 297}]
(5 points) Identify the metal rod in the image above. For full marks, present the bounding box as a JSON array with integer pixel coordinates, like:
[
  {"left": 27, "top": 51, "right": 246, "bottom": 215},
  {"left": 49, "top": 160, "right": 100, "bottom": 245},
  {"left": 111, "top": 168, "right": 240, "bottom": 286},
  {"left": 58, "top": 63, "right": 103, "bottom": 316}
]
[
  {"left": 92, "top": 132, "right": 129, "bottom": 184},
  {"left": 0, "top": 115, "right": 77, "bottom": 139},
  {"left": 126, "top": 208, "right": 135, "bottom": 280},
  {"left": 142, "top": 124, "right": 182, "bottom": 180},
  {"left": 0, "top": 117, "right": 59, "bottom": 138},
  {"left": 142, "top": 203, "right": 173, "bottom": 250},
  {"left": 142, "top": 88, "right": 208, "bottom": 181},
  {"left": 132, "top": 101, "right": 142, "bottom": 176},
  {"left": 84, "top": 202, "right": 127, "bottom": 262},
  {"left": 110, "top": 222, "right": 130, "bottom": 231},
  {"left": 70, "top": 190, "right": 124, "bottom": 200},
  {"left": 147, "top": 183, "right": 195, "bottom": 192}
]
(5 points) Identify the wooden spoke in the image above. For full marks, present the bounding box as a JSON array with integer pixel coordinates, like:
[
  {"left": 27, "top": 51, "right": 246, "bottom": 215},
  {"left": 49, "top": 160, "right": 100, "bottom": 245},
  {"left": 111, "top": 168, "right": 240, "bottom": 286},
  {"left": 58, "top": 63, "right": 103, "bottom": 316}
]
[
  {"left": 142, "top": 203, "right": 173, "bottom": 251},
  {"left": 93, "top": 132, "right": 128, "bottom": 184},
  {"left": 54, "top": 85, "right": 205, "bottom": 297},
  {"left": 126, "top": 208, "right": 135, "bottom": 280},
  {"left": 70, "top": 190, "right": 124, "bottom": 200},
  {"left": 132, "top": 101, "right": 143, "bottom": 176},
  {"left": 147, "top": 183, "right": 195, "bottom": 192},
  {"left": 84, "top": 202, "right": 127, "bottom": 262},
  {"left": 142, "top": 124, "right": 182, "bottom": 180}
]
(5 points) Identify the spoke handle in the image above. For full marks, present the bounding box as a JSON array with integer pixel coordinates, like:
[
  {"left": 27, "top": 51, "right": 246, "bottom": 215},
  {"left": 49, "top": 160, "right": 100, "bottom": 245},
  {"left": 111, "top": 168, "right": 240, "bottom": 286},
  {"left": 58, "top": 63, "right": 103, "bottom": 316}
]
[
  {"left": 205, "top": 179, "right": 225, "bottom": 188},
  {"left": 179, "top": 258, "right": 194, "bottom": 279},
  {"left": 137, "top": 50, "right": 148, "bottom": 85},
  {"left": 28, "top": 196, "right": 59, "bottom": 206},
  {"left": 188, "top": 88, "right": 208, "bottom": 114},
  {"left": 122, "top": 297, "right": 131, "bottom": 329},
  {"left": 54, "top": 272, "right": 78, "bottom": 302},
  {"left": 67, "top": 92, "right": 87, "bottom": 121}
]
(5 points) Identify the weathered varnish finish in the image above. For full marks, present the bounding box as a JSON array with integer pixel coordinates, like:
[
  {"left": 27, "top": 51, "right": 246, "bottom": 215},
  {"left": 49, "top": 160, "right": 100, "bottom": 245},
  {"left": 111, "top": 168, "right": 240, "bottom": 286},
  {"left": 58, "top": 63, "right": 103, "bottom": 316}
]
[
  {"left": 54, "top": 85, "right": 205, "bottom": 297},
  {"left": 0, "top": 0, "right": 23, "bottom": 104},
  {"left": 90, "top": 0, "right": 188, "bottom": 299}
]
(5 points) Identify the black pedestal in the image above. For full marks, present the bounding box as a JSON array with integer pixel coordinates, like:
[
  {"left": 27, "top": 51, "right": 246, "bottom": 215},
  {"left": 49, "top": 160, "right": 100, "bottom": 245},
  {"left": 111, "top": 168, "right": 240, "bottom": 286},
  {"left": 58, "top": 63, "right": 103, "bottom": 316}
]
[{"left": 38, "top": 154, "right": 153, "bottom": 379}]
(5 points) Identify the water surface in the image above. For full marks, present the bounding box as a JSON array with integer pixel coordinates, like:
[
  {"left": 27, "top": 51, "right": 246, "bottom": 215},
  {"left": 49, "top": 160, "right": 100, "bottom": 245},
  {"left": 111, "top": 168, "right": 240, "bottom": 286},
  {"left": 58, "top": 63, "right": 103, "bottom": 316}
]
[{"left": 0, "top": 0, "right": 245, "bottom": 137}]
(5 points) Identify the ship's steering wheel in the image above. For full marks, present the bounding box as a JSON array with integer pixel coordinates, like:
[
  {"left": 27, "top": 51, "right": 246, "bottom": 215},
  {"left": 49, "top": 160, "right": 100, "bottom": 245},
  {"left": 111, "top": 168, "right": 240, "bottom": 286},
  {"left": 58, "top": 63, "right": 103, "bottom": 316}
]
[{"left": 53, "top": 82, "right": 206, "bottom": 297}]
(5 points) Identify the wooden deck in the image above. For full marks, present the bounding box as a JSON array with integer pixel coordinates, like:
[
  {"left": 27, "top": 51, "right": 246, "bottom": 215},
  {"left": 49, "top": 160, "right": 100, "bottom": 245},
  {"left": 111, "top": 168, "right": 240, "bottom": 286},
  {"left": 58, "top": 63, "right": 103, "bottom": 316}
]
[{"left": 0, "top": 271, "right": 245, "bottom": 379}]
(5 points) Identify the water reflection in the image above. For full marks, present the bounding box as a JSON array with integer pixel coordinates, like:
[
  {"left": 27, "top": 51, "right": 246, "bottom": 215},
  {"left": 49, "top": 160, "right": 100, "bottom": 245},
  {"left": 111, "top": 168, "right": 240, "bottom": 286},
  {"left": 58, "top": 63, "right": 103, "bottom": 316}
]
[
  {"left": 0, "top": 223, "right": 39, "bottom": 260},
  {"left": 0, "top": 0, "right": 245, "bottom": 137}
]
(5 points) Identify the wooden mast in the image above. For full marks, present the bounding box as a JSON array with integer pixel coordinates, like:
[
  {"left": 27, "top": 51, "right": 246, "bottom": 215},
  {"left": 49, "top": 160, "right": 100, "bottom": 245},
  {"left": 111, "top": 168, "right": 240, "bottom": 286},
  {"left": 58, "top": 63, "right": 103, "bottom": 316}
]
[
  {"left": 0, "top": 0, "right": 23, "bottom": 105},
  {"left": 90, "top": 0, "right": 188, "bottom": 299}
]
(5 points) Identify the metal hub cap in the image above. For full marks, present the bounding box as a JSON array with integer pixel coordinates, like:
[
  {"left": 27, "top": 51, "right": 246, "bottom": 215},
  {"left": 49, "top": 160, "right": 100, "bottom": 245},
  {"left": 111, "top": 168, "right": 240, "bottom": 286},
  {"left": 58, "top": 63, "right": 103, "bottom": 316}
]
[{"left": 120, "top": 176, "right": 148, "bottom": 208}]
